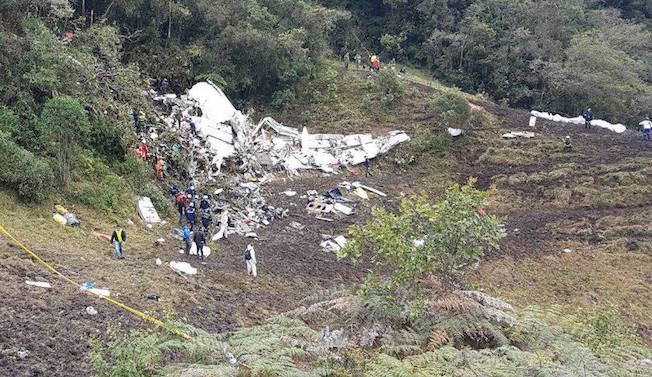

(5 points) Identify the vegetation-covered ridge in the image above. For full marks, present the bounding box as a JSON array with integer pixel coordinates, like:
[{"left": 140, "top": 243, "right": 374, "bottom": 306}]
[{"left": 93, "top": 291, "right": 652, "bottom": 377}]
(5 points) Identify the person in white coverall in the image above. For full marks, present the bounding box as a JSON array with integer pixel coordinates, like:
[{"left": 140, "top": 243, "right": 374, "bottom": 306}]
[{"left": 245, "top": 244, "right": 257, "bottom": 277}]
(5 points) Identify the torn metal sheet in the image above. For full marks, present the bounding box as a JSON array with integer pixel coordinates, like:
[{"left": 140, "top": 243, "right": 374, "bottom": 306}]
[
  {"left": 333, "top": 203, "right": 353, "bottom": 216},
  {"left": 137, "top": 197, "right": 162, "bottom": 224},
  {"left": 352, "top": 182, "right": 387, "bottom": 197},
  {"left": 502, "top": 131, "right": 535, "bottom": 139}
]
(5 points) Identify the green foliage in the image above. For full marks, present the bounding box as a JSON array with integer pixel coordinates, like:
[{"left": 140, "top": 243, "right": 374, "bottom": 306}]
[
  {"left": 92, "top": 330, "right": 162, "bottom": 377},
  {"left": 0, "top": 106, "right": 17, "bottom": 137},
  {"left": 40, "top": 96, "right": 91, "bottom": 187},
  {"left": 0, "top": 130, "right": 54, "bottom": 201},
  {"left": 373, "top": 70, "right": 405, "bottom": 108},
  {"left": 430, "top": 92, "right": 470, "bottom": 130},
  {"left": 338, "top": 181, "right": 506, "bottom": 308}
]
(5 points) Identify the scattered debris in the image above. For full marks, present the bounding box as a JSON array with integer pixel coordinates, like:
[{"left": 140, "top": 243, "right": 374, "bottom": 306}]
[
  {"left": 86, "top": 306, "right": 98, "bottom": 315},
  {"left": 333, "top": 203, "right": 353, "bottom": 216},
  {"left": 321, "top": 235, "right": 347, "bottom": 253},
  {"left": 353, "top": 187, "right": 369, "bottom": 200},
  {"left": 288, "top": 221, "right": 305, "bottom": 231},
  {"left": 170, "top": 261, "right": 197, "bottom": 275},
  {"left": 281, "top": 190, "right": 297, "bottom": 197},
  {"left": 25, "top": 280, "right": 52, "bottom": 289},
  {"left": 531, "top": 110, "right": 627, "bottom": 133},
  {"left": 185, "top": 243, "right": 212, "bottom": 258},
  {"left": 55, "top": 205, "right": 82, "bottom": 227},
  {"left": 528, "top": 116, "right": 537, "bottom": 128},
  {"left": 502, "top": 131, "right": 535, "bottom": 139},
  {"left": 448, "top": 128, "right": 463, "bottom": 137},
  {"left": 137, "top": 196, "right": 162, "bottom": 224},
  {"left": 156, "top": 258, "right": 162, "bottom": 266},
  {"left": 155, "top": 238, "right": 166, "bottom": 245},
  {"left": 320, "top": 326, "right": 348, "bottom": 349},
  {"left": 126, "top": 218, "right": 135, "bottom": 226},
  {"left": 352, "top": 182, "right": 386, "bottom": 197},
  {"left": 16, "top": 350, "right": 30, "bottom": 359},
  {"left": 316, "top": 217, "right": 334, "bottom": 222},
  {"left": 92, "top": 230, "right": 111, "bottom": 241},
  {"left": 563, "top": 248, "right": 573, "bottom": 254},
  {"left": 80, "top": 282, "right": 111, "bottom": 297},
  {"left": 146, "top": 294, "right": 161, "bottom": 301}
]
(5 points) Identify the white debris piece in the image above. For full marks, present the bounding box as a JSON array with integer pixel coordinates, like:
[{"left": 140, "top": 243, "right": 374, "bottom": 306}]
[
  {"left": 353, "top": 187, "right": 369, "bottom": 200},
  {"left": 334, "top": 236, "right": 347, "bottom": 249},
  {"left": 502, "top": 131, "right": 535, "bottom": 139},
  {"left": 281, "top": 190, "right": 297, "bottom": 197},
  {"left": 529, "top": 116, "right": 537, "bottom": 128},
  {"left": 530, "top": 110, "right": 627, "bottom": 133},
  {"left": 87, "top": 288, "right": 111, "bottom": 297},
  {"left": 156, "top": 258, "right": 162, "bottom": 266},
  {"left": 86, "top": 306, "right": 98, "bottom": 315},
  {"left": 321, "top": 240, "right": 341, "bottom": 253},
  {"left": 137, "top": 197, "right": 162, "bottom": 224},
  {"left": 170, "top": 261, "right": 197, "bottom": 275},
  {"left": 333, "top": 203, "right": 353, "bottom": 216},
  {"left": 448, "top": 128, "right": 463, "bottom": 137},
  {"left": 25, "top": 280, "right": 52, "bottom": 289},
  {"left": 352, "top": 182, "right": 387, "bottom": 197}
]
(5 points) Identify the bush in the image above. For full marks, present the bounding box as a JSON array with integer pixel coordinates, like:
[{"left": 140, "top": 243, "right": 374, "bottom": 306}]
[
  {"left": 430, "top": 92, "right": 470, "bottom": 129},
  {"left": 0, "top": 130, "right": 54, "bottom": 202},
  {"left": 414, "top": 129, "right": 453, "bottom": 157},
  {"left": 338, "top": 180, "right": 506, "bottom": 309},
  {"left": 0, "top": 106, "right": 18, "bottom": 137},
  {"left": 71, "top": 174, "right": 133, "bottom": 217},
  {"left": 375, "top": 70, "right": 405, "bottom": 108}
]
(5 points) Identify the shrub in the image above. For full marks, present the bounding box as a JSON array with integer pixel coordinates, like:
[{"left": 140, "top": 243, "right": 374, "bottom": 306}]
[
  {"left": 414, "top": 129, "right": 453, "bottom": 157},
  {"left": 430, "top": 92, "right": 470, "bottom": 130},
  {"left": 338, "top": 179, "right": 506, "bottom": 309},
  {"left": 0, "top": 130, "right": 54, "bottom": 202},
  {"left": 375, "top": 70, "right": 405, "bottom": 108}
]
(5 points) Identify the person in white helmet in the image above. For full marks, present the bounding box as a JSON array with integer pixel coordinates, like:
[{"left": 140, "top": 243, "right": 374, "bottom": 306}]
[
  {"left": 245, "top": 244, "right": 257, "bottom": 277},
  {"left": 563, "top": 135, "right": 573, "bottom": 151},
  {"left": 640, "top": 116, "right": 651, "bottom": 141}
]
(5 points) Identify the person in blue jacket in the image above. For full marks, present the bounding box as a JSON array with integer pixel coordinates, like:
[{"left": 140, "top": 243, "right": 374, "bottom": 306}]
[
  {"left": 182, "top": 226, "right": 191, "bottom": 255},
  {"left": 185, "top": 202, "right": 197, "bottom": 231},
  {"left": 583, "top": 108, "right": 593, "bottom": 129}
]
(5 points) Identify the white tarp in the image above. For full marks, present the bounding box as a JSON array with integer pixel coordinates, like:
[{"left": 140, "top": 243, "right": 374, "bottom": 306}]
[
  {"left": 530, "top": 111, "right": 627, "bottom": 133},
  {"left": 170, "top": 261, "right": 197, "bottom": 275},
  {"left": 502, "top": 131, "right": 535, "bottom": 139},
  {"left": 137, "top": 197, "right": 161, "bottom": 224},
  {"left": 448, "top": 128, "right": 463, "bottom": 137}
]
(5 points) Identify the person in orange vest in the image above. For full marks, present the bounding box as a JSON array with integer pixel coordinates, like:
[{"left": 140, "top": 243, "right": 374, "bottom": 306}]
[
  {"left": 139, "top": 139, "right": 148, "bottom": 161},
  {"left": 155, "top": 155, "right": 165, "bottom": 180}
]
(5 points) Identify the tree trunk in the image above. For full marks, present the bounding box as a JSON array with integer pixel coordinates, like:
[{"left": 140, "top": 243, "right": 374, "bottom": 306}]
[{"left": 167, "top": 0, "right": 172, "bottom": 47}]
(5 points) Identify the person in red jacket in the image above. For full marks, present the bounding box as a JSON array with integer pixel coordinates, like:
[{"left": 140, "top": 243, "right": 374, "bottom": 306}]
[{"left": 139, "top": 139, "right": 148, "bottom": 161}]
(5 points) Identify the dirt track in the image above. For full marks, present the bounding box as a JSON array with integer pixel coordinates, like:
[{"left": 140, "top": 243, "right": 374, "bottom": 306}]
[{"left": 1, "top": 85, "right": 650, "bottom": 375}]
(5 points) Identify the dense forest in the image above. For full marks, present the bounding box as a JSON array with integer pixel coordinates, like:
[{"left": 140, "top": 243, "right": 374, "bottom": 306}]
[{"left": 0, "top": 0, "right": 650, "bottom": 201}]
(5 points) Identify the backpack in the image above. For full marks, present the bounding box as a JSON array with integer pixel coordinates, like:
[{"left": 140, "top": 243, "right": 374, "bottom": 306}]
[{"left": 244, "top": 249, "right": 252, "bottom": 261}]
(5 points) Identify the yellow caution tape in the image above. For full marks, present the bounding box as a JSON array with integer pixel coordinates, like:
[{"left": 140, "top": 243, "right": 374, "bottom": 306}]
[{"left": 0, "top": 223, "right": 191, "bottom": 340}]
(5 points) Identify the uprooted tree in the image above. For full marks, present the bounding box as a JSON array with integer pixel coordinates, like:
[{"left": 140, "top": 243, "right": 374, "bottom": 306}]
[{"left": 338, "top": 179, "right": 505, "bottom": 309}]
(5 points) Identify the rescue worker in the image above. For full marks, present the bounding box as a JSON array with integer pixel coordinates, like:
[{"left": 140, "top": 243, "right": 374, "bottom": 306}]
[
  {"left": 138, "top": 111, "right": 146, "bottom": 129},
  {"left": 201, "top": 208, "right": 212, "bottom": 232},
  {"left": 139, "top": 139, "right": 148, "bottom": 162},
  {"left": 583, "top": 108, "right": 593, "bottom": 129},
  {"left": 563, "top": 135, "right": 573, "bottom": 151},
  {"left": 193, "top": 228, "right": 206, "bottom": 260},
  {"left": 155, "top": 155, "right": 165, "bottom": 180},
  {"left": 355, "top": 53, "right": 362, "bottom": 69},
  {"left": 175, "top": 192, "right": 187, "bottom": 224},
  {"left": 187, "top": 185, "right": 197, "bottom": 197},
  {"left": 200, "top": 195, "right": 210, "bottom": 210},
  {"left": 110, "top": 224, "right": 127, "bottom": 259},
  {"left": 189, "top": 119, "right": 198, "bottom": 137},
  {"left": 639, "top": 116, "right": 651, "bottom": 140},
  {"left": 370, "top": 55, "right": 380, "bottom": 74},
  {"left": 169, "top": 184, "right": 179, "bottom": 197},
  {"left": 183, "top": 226, "right": 191, "bottom": 255},
  {"left": 185, "top": 202, "right": 197, "bottom": 231},
  {"left": 343, "top": 51, "right": 350, "bottom": 71},
  {"left": 245, "top": 244, "right": 257, "bottom": 277},
  {"left": 160, "top": 78, "right": 169, "bottom": 94},
  {"left": 364, "top": 155, "right": 372, "bottom": 177}
]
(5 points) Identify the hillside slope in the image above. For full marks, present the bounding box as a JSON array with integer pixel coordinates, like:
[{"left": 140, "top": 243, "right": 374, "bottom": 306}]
[{"left": 0, "top": 68, "right": 650, "bottom": 375}]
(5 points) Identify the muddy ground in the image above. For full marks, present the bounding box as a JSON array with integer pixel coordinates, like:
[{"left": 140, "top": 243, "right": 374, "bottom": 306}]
[{"left": 1, "top": 79, "right": 650, "bottom": 375}]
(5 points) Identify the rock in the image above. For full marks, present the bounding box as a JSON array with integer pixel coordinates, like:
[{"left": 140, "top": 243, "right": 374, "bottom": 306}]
[{"left": 461, "top": 290, "right": 515, "bottom": 313}]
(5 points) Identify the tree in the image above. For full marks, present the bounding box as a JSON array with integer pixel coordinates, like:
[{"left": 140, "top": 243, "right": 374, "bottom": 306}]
[
  {"left": 338, "top": 179, "right": 505, "bottom": 308},
  {"left": 40, "top": 96, "right": 90, "bottom": 187}
]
